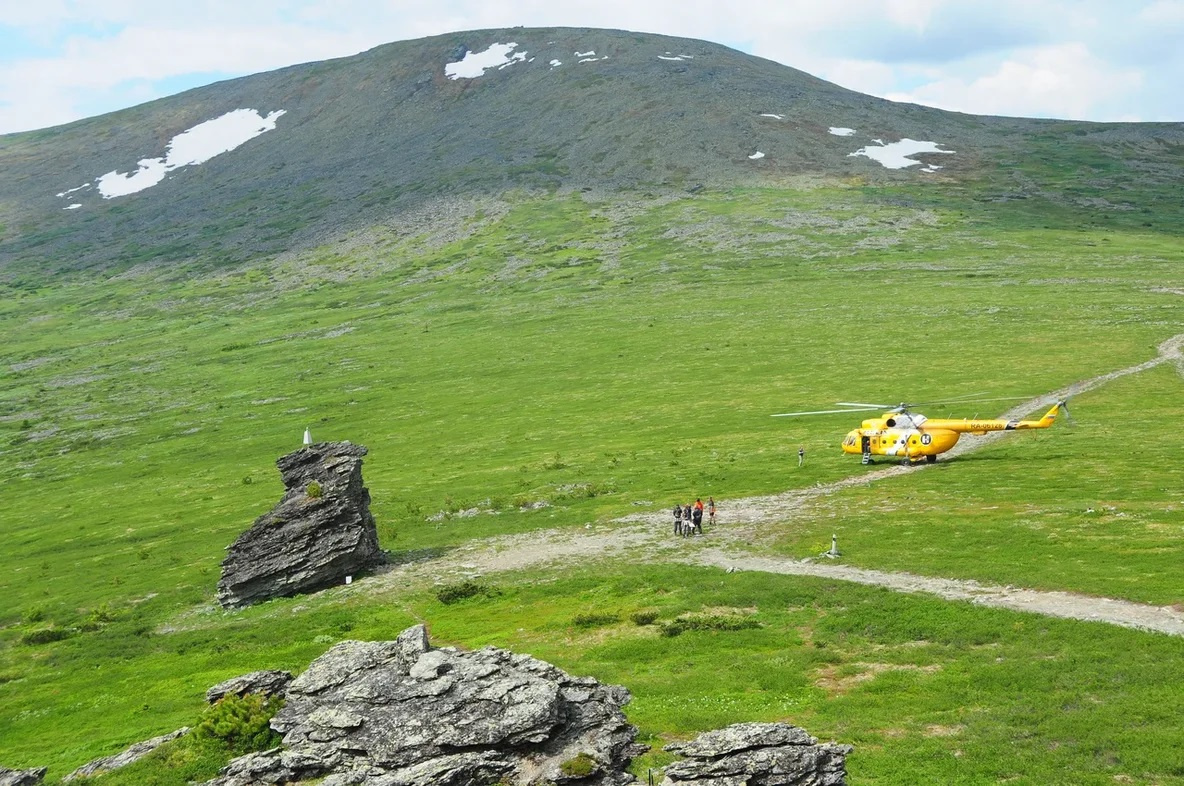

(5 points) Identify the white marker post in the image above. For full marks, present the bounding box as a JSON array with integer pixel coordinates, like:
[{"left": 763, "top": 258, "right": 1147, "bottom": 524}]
[{"left": 303, "top": 428, "right": 312, "bottom": 446}]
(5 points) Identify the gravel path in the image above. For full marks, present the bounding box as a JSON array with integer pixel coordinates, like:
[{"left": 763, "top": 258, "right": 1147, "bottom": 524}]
[{"left": 369, "top": 333, "right": 1184, "bottom": 637}]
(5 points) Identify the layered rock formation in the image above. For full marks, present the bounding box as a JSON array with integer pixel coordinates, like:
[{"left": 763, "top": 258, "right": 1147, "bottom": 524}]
[
  {"left": 662, "top": 722, "right": 851, "bottom": 785},
  {"left": 218, "top": 442, "right": 382, "bottom": 608},
  {"left": 204, "top": 624, "right": 645, "bottom": 785},
  {"left": 0, "top": 767, "right": 47, "bottom": 786},
  {"left": 206, "top": 670, "right": 294, "bottom": 704},
  {"left": 24, "top": 628, "right": 848, "bottom": 785},
  {"left": 62, "top": 729, "right": 189, "bottom": 782}
]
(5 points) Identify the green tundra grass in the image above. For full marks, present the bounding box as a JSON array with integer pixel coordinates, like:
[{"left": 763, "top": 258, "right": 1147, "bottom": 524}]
[{"left": 1, "top": 183, "right": 1182, "bottom": 784}]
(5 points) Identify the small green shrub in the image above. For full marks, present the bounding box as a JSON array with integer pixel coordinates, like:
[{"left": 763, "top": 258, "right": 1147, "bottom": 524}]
[
  {"left": 306, "top": 481, "right": 323, "bottom": 498},
  {"left": 660, "top": 614, "right": 762, "bottom": 638},
  {"left": 195, "top": 693, "right": 283, "bottom": 755},
  {"left": 19, "top": 626, "right": 73, "bottom": 645},
  {"left": 559, "top": 752, "right": 598, "bottom": 777},
  {"left": 435, "top": 581, "right": 501, "bottom": 605},
  {"left": 86, "top": 603, "right": 117, "bottom": 626},
  {"left": 630, "top": 610, "right": 659, "bottom": 626},
  {"left": 572, "top": 612, "right": 620, "bottom": 629}
]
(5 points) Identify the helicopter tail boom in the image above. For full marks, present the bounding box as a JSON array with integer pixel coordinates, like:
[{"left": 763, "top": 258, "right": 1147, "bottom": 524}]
[{"left": 923, "top": 400, "right": 1067, "bottom": 434}]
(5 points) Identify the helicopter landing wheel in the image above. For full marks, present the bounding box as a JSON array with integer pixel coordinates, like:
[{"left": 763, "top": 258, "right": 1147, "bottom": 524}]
[{"left": 926, "top": 454, "right": 937, "bottom": 464}]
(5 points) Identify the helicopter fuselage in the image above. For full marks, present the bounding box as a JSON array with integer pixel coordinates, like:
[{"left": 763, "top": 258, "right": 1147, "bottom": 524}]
[{"left": 840, "top": 402, "right": 1064, "bottom": 463}]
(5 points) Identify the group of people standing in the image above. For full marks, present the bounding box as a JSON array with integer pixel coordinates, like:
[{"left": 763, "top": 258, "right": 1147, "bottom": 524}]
[{"left": 673, "top": 497, "right": 715, "bottom": 537}]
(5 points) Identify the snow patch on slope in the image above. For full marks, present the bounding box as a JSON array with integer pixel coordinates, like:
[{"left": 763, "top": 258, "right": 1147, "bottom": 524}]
[
  {"left": 849, "top": 139, "right": 955, "bottom": 169},
  {"left": 93, "top": 109, "right": 286, "bottom": 199},
  {"left": 445, "top": 42, "right": 527, "bottom": 79}
]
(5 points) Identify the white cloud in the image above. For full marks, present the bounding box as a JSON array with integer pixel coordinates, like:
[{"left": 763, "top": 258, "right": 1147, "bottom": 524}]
[
  {"left": 883, "top": 0, "right": 944, "bottom": 32},
  {"left": 0, "top": 23, "right": 377, "bottom": 132},
  {"left": 1138, "top": 0, "right": 1184, "bottom": 24},
  {"left": 882, "top": 43, "right": 1145, "bottom": 120},
  {"left": 0, "top": 1, "right": 1179, "bottom": 132}
]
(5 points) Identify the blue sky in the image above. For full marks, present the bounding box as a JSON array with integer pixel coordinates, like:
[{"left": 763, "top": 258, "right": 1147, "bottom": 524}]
[{"left": 1, "top": 0, "right": 1181, "bottom": 134}]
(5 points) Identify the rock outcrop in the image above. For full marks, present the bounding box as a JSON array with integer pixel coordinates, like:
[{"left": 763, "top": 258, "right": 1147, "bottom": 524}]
[
  {"left": 0, "top": 767, "right": 46, "bottom": 786},
  {"left": 661, "top": 722, "right": 851, "bottom": 785},
  {"left": 206, "top": 670, "right": 294, "bottom": 704},
  {"left": 62, "top": 729, "right": 189, "bottom": 782},
  {"left": 218, "top": 441, "right": 382, "bottom": 608},
  {"left": 204, "top": 624, "right": 645, "bottom": 785}
]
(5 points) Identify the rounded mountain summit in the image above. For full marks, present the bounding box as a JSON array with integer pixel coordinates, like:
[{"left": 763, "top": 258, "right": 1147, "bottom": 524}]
[{"left": 1, "top": 26, "right": 1181, "bottom": 276}]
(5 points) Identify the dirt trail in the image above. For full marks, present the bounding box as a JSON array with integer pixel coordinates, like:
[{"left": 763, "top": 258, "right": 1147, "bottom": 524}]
[{"left": 369, "top": 334, "right": 1184, "bottom": 637}]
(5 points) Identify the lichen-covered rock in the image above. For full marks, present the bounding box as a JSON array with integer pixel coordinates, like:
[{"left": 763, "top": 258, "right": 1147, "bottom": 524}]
[
  {"left": 661, "top": 722, "right": 851, "bottom": 786},
  {"left": 206, "top": 670, "right": 295, "bottom": 704},
  {"left": 0, "top": 767, "right": 47, "bottom": 786},
  {"left": 204, "top": 624, "right": 643, "bottom": 786},
  {"left": 217, "top": 442, "right": 382, "bottom": 608},
  {"left": 61, "top": 728, "right": 189, "bottom": 782}
]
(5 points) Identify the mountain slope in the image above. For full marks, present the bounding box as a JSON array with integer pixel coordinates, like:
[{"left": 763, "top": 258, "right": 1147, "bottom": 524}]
[{"left": 1, "top": 26, "right": 1182, "bottom": 278}]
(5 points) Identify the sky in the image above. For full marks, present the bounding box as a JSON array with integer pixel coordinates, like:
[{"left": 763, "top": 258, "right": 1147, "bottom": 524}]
[{"left": 1, "top": 0, "right": 1182, "bottom": 135}]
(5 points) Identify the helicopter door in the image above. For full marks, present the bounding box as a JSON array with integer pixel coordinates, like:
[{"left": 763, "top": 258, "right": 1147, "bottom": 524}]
[{"left": 860, "top": 436, "right": 871, "bottom": 464}]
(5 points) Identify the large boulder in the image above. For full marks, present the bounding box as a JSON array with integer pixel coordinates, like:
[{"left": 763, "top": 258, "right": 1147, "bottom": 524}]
[
  {"left": 661, "top": 722, "right": 851, "bottom": 785},
  {"left": 204, "top": 624, "right": 645, "bottom": 785},
  {"left": 218, "top": 441, "right": 382, "bottom": 608}
]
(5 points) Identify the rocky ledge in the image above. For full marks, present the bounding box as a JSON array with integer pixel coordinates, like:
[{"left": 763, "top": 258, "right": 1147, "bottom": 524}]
[
  {"left": 12, "top": 627, "right": 849, "bottom": 785},
  {"left": 0, "top": 767, "right": 47, "bottom": 786},
  {"left": 217, "top": 441, "right": 382, "bottom": 608},
  {"left": 662, "top": 722, "right": 851, "bottom": 785},
  {"left": 62, "top": 729, "right": 189, "bottom": 782},
  {"left": 204, "top": 624, "right": 644, "bottom": 785}
]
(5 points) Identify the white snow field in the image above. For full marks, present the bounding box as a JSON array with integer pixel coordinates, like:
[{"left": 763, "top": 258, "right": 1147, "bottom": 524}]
[
  {"left": 829, "top": 127, "right": 856, "bottom": 136},
  {"left": 93, "top": 109, "right": 286, "bottom": 199},
  {"left": 445, "top": 42, "right": 527, "bottom": 79},
  {"left": 849, "top": 139, "right": 955, "bottom": 169}
]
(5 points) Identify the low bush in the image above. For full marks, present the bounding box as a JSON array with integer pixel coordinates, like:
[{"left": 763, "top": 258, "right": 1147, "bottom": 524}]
[
  {"left": 434, "top": 581, "right": 501, "bottom": 605},
  {"left": 659, "top": 614, "right": 762, "bottom": 638},
  {"left": 630, "top": 610, "right": 659, "bottom": 626},
  {"left": 19, "top": 626, "right": 73, "bottom": 645},
  {"left": 194, "top": 693, "right": 283, "bottom": 755},
  {"left": 559, "top": 752, "right": 598, "bottom": 777},
  {"left": 571, "top": 612, "right": 620, "bottom": 629},
  {"left": 306, "top": 481, "right": 323, "bottom": 498}
]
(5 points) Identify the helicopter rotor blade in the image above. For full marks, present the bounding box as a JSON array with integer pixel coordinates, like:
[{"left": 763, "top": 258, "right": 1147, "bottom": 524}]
[
  {"left": 910, "top": 395, "right": 1036, "bottom": 408},
  {"left": 1059, "top": 399, "right": 1076, "bottom": 426},
  {"left": 774, "top": 394, "right": 1043, "bottom": 419},
  {"left": 929, "top": 391, "right": 989, "bottom": 402},
  {"left": 772, "top": 407, "right": 882, "bottom": 417}
]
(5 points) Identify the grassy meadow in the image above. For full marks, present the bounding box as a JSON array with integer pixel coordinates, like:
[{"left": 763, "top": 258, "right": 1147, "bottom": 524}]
[{"left": 2, "top": 183, "right": 1183, "bottom": 784}]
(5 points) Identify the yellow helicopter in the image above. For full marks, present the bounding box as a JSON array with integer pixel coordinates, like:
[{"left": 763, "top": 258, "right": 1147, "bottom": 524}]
[{"left": 773, "top": 397, "right": 1069, "bottom": 464}]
